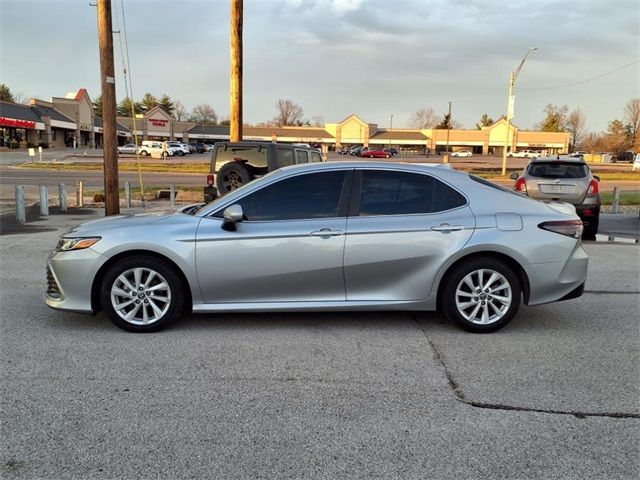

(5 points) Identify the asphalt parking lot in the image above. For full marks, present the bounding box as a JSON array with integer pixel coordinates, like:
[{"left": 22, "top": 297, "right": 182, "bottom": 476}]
[{"left": 1, "top": 210, "right": 638, "bottom": 479}]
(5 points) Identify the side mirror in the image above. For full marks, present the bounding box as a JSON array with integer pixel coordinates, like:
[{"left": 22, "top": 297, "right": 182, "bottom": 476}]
[
  {"left": 510, "top": 172, "right": 519, "bottom": 180},
  {"left": 593, "top": 175, "right": 600, "bottom": 182},
  {"left": 221, "top": 204, "right": 243, "bottom": 231}
]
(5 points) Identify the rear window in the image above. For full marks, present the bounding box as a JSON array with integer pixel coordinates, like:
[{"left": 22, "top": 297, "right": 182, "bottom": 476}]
[
  {"left": 527, "top": 162, "right": 588, "bottom": 179},
  {"left": 214, "top": 145, "right": 268, "bottom": 168}
]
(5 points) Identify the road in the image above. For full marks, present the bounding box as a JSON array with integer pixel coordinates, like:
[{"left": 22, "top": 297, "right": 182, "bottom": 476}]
[{"left": 0, "top": 209, "right": 638, "bottom": 479}]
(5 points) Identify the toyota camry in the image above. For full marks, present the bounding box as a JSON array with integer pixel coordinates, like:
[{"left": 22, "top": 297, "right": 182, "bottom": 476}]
[{"left": 45, "top": 161, "right": 588, "bottom": 333}]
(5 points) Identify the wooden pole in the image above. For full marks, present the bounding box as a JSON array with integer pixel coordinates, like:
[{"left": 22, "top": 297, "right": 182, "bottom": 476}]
[
  {"left": 97, "top": 0, "right": 120, "bottom": 215},
  {"left": 230, "top": 0, "right": 243, "bottom": 142}
]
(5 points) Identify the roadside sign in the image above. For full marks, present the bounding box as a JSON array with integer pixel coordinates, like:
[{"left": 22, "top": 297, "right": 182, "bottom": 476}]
[
  {"left": 508, "top": 95, "right": 516, "bottom": 118},
  {"left": 28, "top": 148, "right": 35, "bottom": 156}
]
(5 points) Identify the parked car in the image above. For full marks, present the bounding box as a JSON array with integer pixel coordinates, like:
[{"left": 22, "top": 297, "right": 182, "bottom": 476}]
[
  {"left": 511, "top": 156, "right": 601, "bottom": 239},
  {"left": 45, "top": 161, "right": 588, "bottom": 334},
  {"left": 451, "top": 150, "right": 472, "bottom": 158},
  {"left": 338, "top": 147, "right": 350, "bottom": 155},
  {"left": 508, "top": 150, "right": 541, "bottom": 158},
  {"left": 205, "top": 142, "right": 324, "bottom": 199},
  {"left": 613, "top": 151, "right": 635, "bottom": 163},
  {"left": 138, "top": 141, "right": 177, "bottom": 157},
  {"left": 383, "top": 147, "right": 398, "bottom": 156},
  {"left": 189, "top": 143, "right": 207, "bottom": 154},
  {"left": 117, "top": 144, "right": 138, "bottom": 155},
  {"left": 205, "top": 144, "right": 215, "bottom": 152},
  {"left": 166, "top": 141, "right": 189, "bottom": 156},
  {"left": 360, "top": 148, "right": 391, "bottom": 158},
  {"left": 349, "top": 146, "right": 364, "bottom": 156}
]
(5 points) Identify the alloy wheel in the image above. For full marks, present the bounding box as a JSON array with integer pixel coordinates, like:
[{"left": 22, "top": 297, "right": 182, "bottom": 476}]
[
  {"left": 110, "top": 267, "right": 171, "bottom": 325},
  {"left": 454, "top": 268, "right": 512, "bottom": 325}
]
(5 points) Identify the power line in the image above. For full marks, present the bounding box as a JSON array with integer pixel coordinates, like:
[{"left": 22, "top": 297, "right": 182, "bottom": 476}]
[{"left": 516, "top": 59, "right": 639, "bottom": 91}]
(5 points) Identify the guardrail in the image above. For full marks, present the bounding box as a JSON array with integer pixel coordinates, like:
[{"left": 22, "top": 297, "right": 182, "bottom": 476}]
[{"left": 13, "top": 181, "right": 181, "bottom": 223}]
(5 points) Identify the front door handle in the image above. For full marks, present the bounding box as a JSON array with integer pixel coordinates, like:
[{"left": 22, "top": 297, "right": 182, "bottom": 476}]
[
  {"left": 310, "top": 228, "right": 343, "bottom": 237},
  {"left": 431, "top": 224, "right": 463, "bottom": 232}
]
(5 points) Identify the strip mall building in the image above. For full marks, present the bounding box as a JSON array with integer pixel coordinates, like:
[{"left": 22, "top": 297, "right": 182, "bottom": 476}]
[{"left": 1, "top": 89, "right": 569, "bottom": 155}]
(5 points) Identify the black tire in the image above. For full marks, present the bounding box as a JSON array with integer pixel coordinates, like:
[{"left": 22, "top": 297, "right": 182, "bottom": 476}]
[
  {"left": 216, "top": 162, "right": 252, "bottom": 193},
  {"left": 178, "top": 151, "right": 185, "bottom": 156},
  {"left": 100, "top": 255, "right": 185, "bottom": 333},
  {"left": 140, "top": 150, "right": 148, "bottom": 156},
  {"left": 582, "top": 214, "right": 599, "bottom": 240},
  {"left": 441, "top": 257, "right": 521, "bottom": 333}
]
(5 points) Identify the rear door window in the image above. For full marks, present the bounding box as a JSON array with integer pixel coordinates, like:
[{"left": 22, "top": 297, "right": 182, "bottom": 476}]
[
  {"left": 296, "top": 150, "right": 309, "bottom": 164},
  {"left": 357, "top": 170, "right": 466, "bottom": 216},
  {"left": 310, "top": 151, "right": 322, "bottom": 163},
  {"left": 276, "top": 147, "right": 295, "bottom": 167},
  {"left": 527, "top": 162, "right": 588, "bottom": 179}
]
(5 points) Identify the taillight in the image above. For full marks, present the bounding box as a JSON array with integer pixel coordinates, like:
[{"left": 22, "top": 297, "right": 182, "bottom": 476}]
[
  {"left": 515, "top": 177, "right": 527, "bottom": 193},
  {"left": 587, "top": 179, "right": 599, "bottom": 196},
  {"left": 206, "top": 174, "right": 214, "bottom": 186},
  {"left": 538, "top": 220, "right": 584, "bottom": 238}
]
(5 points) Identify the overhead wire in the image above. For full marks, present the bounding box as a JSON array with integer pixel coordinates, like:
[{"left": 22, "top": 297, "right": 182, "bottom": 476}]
[
  {"left": 516, "top": 59, "right": 639, "bottom": 91},
  {"left": 113, "top": 0, "right": 145, "bottom": 206}
]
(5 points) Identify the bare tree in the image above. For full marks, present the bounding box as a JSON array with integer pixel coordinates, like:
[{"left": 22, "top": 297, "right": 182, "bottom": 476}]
[
  {"left": 173, "top": 101, "right": 188, "bottom": 121},
  {"left": 311, "top": 115, "right": 325, "bottom": 127},
  {"left": 624, "top": 98, "right": 640, "bottom": 146},
  {"left": 408, "top": 107, "right": 439, "bottom": 129},
  {"left": 536, "top": 104, "right": 569, "bottom": 132},
  {"left": 566, "top": 108, "right": 587, "bottom": 151},
  {"left": 189, "top": 104, "right": 218, "bottom": 124},
  {"left": 581, "top": 132, "right": 603, "bottom": 153},
  {"left": 273, "top": 99, "right": 304, "bottom": 127}
]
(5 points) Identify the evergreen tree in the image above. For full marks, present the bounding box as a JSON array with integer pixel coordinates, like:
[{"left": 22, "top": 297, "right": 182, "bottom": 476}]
[
  {"left": 158, "top": 94, "right": 174, "bottom": 115},
  {"left": 140, "top": 93, "right": 158, "bottom": 112},
  {"left": 0, "top": 84, "right": 15, "bottom": 103},
  {"left": 92, "top": 94, "right": 103, "bottom": 117}
]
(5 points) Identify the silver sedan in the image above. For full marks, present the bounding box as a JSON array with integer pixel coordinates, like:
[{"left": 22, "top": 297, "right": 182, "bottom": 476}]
[{"left": 45, "top": 162, "right": 588, "bottom": 333}]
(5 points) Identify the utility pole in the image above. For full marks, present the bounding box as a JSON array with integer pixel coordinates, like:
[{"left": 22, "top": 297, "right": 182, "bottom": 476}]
[
  {"left": 97, "top": 0, "right": 119, "bottom": 215},
  {"left": 230, "top": 0, "right": 243, "bottom": 142},
  {"left": 445, "top": 101, "right": 451, "bottom": 153}
]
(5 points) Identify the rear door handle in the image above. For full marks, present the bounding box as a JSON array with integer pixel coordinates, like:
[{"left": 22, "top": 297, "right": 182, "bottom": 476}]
[
  {"left": 431, "top": 224, "right": 463, "bottom": 232},
  {"left": 310, "top": 228, "right": 343, "bottom": 237}
]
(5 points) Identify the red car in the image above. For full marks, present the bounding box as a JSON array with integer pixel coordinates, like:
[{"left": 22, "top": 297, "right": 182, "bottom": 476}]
[{"left": 360, "top": 148, "right": 391, "bottom": 158}]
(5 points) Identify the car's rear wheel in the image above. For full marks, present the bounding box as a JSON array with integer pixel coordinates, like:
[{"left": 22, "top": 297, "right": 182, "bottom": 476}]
[
  {"left": 582, "top": 214, "right": 599, "bottom": 240},
  {"left": 100, "top": 256, "right": 184, "bottom": 333},
  {"left": 216, "top": 162, "right": 252, "bottom": 193},
  {"left": 442, "top": 257, "right": 521, "bottom": 333},
  {"left": 140, "top": 150, "right": 148, "bottom": 156}
]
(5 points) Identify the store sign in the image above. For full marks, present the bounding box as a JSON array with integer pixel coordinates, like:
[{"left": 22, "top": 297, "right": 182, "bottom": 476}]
[
  {"left": 79, "top": 123, "right": 92, "bottom": 131},
  {"left": 149, "top": 118, "right": 168, "bottom": 127},
  {"left": 0, "top": 117, "right": 36, "bottom": 129}
]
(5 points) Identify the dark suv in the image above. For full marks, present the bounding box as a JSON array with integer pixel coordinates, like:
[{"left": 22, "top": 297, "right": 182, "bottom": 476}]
[
  {"left": 204, "top": 142, "right": 323, "bottom": 201},
  {"left": 511, "top": 157, "right": 601, "bottom": 239},
  {"left": 613, "top": 151, "right": 635, "bottom": 163}
]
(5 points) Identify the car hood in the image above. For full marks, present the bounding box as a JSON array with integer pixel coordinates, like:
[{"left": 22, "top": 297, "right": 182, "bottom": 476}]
[{"left": 64, "top": 211, "right": 197, "bottom": 237}]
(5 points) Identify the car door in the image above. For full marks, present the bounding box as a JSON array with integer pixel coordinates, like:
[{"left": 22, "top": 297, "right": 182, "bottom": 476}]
[
  {"left": 344, "top": 169, "right": 475, "bottom": 301},
  {"left": 195, "top": 169, "right": 353, "bottom": 303}
]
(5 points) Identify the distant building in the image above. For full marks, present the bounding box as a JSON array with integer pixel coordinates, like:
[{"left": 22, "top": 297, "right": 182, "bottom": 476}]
[{"left": 1, "top": 89, "right": 570, "bottom": 155}]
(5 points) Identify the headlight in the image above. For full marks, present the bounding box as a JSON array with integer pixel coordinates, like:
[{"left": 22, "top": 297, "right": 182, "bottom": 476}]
[{"left": 56, "top": 237, "right": 101, "bottom": 251}]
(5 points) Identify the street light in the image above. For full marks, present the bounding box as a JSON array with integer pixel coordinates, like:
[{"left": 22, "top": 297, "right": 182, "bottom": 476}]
[{"left": 501, "top": 46, "right": 537, "bottom": 176}]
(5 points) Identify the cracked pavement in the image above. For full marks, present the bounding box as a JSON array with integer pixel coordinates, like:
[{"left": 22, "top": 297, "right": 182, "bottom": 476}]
[{"left": 1, "top": 210, "right": 639, "bottom": 479}]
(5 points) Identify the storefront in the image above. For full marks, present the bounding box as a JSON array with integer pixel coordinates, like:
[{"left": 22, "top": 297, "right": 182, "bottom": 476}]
[{"left": 0, "top": 102, "right": 46, "bottom": 148}]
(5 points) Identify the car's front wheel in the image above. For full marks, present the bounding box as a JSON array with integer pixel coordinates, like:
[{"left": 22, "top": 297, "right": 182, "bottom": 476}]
[
  {"left": 442, "top": 257, "right": 521, "bottom": 333},
  {"left": 100, "top": 256, "right": 184, "bottom": 332}
]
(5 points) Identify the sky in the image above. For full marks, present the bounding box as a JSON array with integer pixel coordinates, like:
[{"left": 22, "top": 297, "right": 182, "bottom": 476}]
[{"left": 1, "top": 0, "right": 639, "bottom": 132}]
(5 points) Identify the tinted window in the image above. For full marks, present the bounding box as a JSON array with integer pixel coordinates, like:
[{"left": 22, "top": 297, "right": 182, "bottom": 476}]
[
  {"left": 527, "top": 162, "right": 588, "bottom": 179},
  {"left": 276, "top": 148, "right": 295, "bottom": 167},
  {"left": 215, "top": 145, "right": 267, "bottom": 168},
  {"left": 296, "top": 150, "right": 309, "bottom": 164},
  {"left": 359, "top": 170, "right": 465, "bottom": 216},
  {"left": 310, "top": 151, "right": 322, "bottom": 163},
  {"left": 236, "top": 171, "right": 346, "bottom": 221}
]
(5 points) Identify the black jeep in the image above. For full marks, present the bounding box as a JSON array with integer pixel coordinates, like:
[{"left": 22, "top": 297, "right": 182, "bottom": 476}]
[{"left": 204, "top": 142, "right": 323, "bottom": 201}]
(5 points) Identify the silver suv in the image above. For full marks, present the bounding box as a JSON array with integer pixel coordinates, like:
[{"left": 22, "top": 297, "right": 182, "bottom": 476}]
[{"left": 511, "top": 156, "right": 601, "bottom": 239}]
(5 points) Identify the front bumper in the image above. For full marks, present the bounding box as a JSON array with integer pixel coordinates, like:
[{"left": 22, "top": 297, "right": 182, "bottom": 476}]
[{"left": 45, "top": 248, "right": 108, "bottom": 313}]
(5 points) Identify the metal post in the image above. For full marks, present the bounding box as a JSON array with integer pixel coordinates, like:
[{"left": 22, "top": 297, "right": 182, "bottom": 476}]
[
  {"left": 15, "top": 185, "right": 26, "bottom": 223},
  {"left": 76, "top": 181, "right": 84, "bottom": 207},
  {"left": 125, "top": 181, "right": 131, "bottom": 208},
  {"left": 39, "top": 185, "right": 49, "bottom": 216},
  {"left": 501, "top": 72, "right": 514, "bottom": 176},
  {"left": 612, "top": 187, "right": 620, "bottom": 214},
  {"left": 59, "top": 183, "right": 67, "bottom": 212},
  {"left": 170, "top": 184, "right": 176, "bottom": 206},
  {"left": 445, "top": 101, "right": 451, "bottom": 154}
]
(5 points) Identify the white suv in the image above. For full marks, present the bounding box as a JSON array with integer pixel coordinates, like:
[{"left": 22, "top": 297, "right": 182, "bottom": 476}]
[
  {"left": 508, "top": 150, "right": 541, "bottom": 158},
  {"left": 166, "top": 141, "right": 189, "bottom": 156}
]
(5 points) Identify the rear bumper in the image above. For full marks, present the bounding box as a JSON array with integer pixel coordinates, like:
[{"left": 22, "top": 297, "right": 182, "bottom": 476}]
[{"left": 524, "top": 242, "right": 588, "bottom": 306}]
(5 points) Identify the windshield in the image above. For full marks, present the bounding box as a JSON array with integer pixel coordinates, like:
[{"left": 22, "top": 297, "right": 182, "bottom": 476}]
[{"left": 527, "top": 162, "right": 588, "bottom": 179}]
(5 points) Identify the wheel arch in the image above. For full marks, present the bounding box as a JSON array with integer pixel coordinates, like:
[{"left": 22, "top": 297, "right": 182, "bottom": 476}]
[
  {"left": 91, "top": 249, "right": 193, "bottom": 314},
  {"left": 436, "top": 250, "right": 531, "bottom": 310}
]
